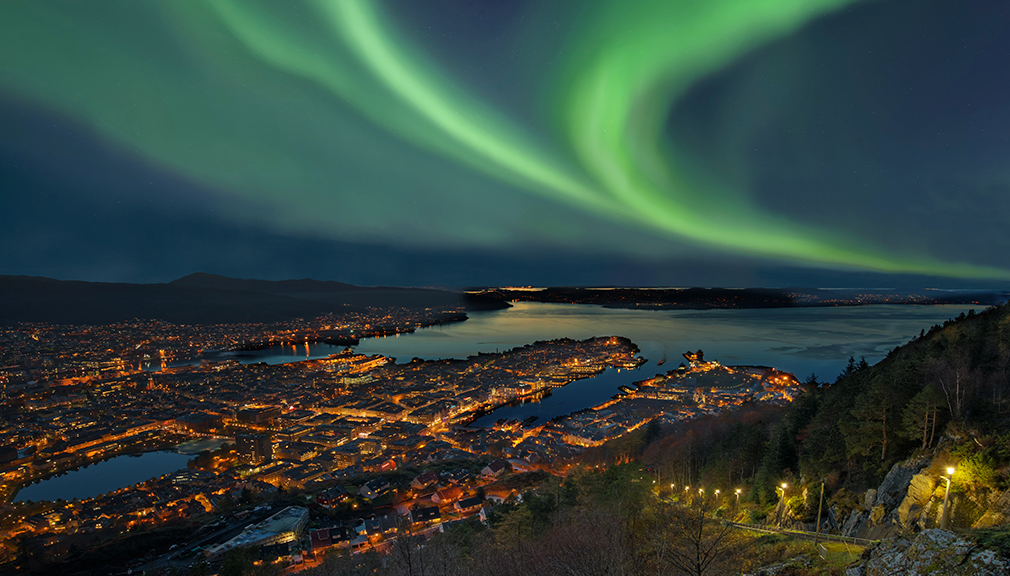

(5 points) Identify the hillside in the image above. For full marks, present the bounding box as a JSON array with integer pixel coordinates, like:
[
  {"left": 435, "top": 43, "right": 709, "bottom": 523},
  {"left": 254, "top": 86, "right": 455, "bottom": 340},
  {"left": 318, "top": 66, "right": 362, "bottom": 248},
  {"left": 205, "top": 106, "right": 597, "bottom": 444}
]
[{"left": 0, "top": 274, "right": 505, "bottom": 325}]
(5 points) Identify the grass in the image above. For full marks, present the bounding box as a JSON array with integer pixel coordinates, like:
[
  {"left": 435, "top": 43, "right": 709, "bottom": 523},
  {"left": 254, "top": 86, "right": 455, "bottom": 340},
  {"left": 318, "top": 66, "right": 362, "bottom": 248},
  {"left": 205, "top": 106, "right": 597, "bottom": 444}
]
[
  {"left": 746, "top": 535, "right": 864, "bottom": 575},
  {"left": 816, "top": 540, "right": 864, "bottom": 566}
]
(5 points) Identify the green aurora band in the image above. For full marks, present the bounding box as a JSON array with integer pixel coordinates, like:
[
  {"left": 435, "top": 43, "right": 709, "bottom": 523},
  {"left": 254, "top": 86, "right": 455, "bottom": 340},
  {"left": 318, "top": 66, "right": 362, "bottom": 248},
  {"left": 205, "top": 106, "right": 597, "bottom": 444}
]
[{"left": 0, "top": 0, "right": 1006, "bottom": 279}]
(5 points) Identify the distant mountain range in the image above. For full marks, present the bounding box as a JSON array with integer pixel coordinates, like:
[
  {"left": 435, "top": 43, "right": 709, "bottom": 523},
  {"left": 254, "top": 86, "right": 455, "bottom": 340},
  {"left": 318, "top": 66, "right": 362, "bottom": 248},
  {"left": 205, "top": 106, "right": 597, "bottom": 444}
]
[
  {"left": 476, "top": 286, "right": 1010, "bottom": 310},
  {"left": 0, "top": 273, "right": 506, "bottom": 325},
  {"left": 4, "top": 273, "right": 1006, "bottom": 326}
]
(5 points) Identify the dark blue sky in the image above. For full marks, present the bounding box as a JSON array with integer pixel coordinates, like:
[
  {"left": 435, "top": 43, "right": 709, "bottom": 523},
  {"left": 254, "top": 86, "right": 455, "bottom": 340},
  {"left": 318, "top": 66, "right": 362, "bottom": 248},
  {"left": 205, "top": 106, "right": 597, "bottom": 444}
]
[{"left": 1, "top": 0, "right": 1008, "bottom": 288}]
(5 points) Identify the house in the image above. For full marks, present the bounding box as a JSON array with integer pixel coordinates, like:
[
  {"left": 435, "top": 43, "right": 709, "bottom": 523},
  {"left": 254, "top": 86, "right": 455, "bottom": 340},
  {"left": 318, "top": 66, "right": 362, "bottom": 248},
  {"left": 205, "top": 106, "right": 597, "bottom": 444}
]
[
  {"left": 432, "top": 486, "right": 463, "bottom": 504},
  {"left": 316, "top": 485, "right": 349, "bottom": 508},
  {"left": 358, "top": 477, "right": 391, "bottom": 499},
  {"left": 362, "top": 512, "right": 399, "bottom": 536},
  {"left": 454, "top": 496, "right": 483, "bottom": 514},
  {"left": 443, "top": 468, "right": 470, "bottom": 485},
  {"left": 480, "top": 460, "right": 510, "bottom": 479},
  {"left": 410, "top": 470, "right": 439, "bottom": 491},
  {"left": 310, "top": 526, "right": 357, "bottom": 553},
  {"left": 410, "top": 506, "right": 441, "bottom": 524}
]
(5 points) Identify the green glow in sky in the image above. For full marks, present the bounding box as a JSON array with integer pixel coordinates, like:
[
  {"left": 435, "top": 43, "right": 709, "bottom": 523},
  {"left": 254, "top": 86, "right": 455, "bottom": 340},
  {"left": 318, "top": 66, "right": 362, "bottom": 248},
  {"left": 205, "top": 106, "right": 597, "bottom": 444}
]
[{"left": 0, "top": 0, "right": 1005, "bottom": 279}]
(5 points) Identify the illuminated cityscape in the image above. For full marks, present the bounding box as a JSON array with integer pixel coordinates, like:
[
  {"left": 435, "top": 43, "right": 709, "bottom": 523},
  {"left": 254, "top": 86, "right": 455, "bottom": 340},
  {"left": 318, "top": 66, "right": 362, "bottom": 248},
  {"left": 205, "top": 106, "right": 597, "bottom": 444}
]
[{"left": 0, "top": 310, "right": 801, "bottom": 572}]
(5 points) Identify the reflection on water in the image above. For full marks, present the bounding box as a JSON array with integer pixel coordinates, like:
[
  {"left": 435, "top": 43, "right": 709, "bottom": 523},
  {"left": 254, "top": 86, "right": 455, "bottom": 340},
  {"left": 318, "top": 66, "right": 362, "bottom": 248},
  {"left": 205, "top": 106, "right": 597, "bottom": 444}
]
[
  {"left": 142, "top": 302, "right": 974, "bottom": 423},
  {"left": 15, "top": 451, "right": 192, "bottom": 502},
  {"left": 469, "top": 366, "right": 644, "bottom": 427},
  {"left": 352, "top": 302, "right": 974, "bottom": 381}
]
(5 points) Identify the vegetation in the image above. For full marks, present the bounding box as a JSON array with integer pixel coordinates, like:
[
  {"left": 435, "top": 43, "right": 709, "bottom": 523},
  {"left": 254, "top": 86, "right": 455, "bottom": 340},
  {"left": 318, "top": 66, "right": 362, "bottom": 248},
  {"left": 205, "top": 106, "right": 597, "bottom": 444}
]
[{"left": 613, "top": 304, "right": 1010, "bottom": 523}]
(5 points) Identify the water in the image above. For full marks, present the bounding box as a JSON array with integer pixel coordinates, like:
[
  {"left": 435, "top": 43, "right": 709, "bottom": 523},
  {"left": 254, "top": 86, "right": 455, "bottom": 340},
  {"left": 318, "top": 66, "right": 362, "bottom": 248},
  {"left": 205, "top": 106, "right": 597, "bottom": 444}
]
[
  {"left": 352, "top": 302, "right": 974, "bottom": 381},
  {"left": 147, "top": 302, "right": 976, "bottom": 423},
  {"left": 15, "top": 451, "right": 192, "bottom": 502},
  {"left": 469, "top": 365, "right": 643, "bottom": 427}
]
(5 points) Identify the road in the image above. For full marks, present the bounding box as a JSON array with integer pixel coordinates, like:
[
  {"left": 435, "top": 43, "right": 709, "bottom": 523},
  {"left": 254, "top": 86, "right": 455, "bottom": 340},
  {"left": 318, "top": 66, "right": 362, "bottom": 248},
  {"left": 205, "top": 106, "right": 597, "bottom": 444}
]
[{"left": 724, "top": 521, "right": 877, "bottom": 547}]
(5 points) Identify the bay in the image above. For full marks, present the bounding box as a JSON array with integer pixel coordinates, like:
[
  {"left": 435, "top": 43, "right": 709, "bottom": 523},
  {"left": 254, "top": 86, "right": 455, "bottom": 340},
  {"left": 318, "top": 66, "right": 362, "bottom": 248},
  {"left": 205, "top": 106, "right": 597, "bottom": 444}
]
[
  {"left": 149, "top": 302, "right": 976, "bottom": 424},
  {"left": 351, "top": 302, "right": 974, "bottom": 381}
]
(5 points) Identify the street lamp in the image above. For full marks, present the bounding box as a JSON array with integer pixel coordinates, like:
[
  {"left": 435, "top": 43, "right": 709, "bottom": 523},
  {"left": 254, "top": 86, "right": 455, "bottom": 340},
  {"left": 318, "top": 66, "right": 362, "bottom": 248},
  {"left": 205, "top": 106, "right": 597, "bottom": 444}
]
[
  {"left": 735, "top": 488, "right": 741, "bottom": 504},
  {"left": 777, "top": 483, "right": 789, "bottom": 526},
  {"left": 941, "top": 467, "right": 955, "bottom": 530}
]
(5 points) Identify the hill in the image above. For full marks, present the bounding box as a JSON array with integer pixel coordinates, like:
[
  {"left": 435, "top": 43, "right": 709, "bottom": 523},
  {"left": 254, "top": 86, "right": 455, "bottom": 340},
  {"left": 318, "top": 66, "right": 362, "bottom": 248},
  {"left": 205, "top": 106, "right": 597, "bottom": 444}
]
[{"left": 0, "top": 274, "right": 506, "bottom": 325}]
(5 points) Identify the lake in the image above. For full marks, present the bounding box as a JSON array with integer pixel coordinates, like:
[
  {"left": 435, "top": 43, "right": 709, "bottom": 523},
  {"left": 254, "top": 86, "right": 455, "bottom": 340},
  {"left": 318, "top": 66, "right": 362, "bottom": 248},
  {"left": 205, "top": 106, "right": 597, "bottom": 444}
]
[{"left": 14, "top": 450, "right": 192, "bottom": 503}]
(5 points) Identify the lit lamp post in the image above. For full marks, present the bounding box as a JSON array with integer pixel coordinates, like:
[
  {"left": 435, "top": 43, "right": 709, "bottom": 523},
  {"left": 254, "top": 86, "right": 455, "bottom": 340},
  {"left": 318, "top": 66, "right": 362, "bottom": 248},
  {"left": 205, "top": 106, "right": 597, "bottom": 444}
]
[
  {"left": 735, "top": 488, "right": 742, "bottom": 505},
  {"left": 941, "top": 467, "right": 955, "bottom": 530},
  {"left": 778, "top": 483, "right": 788, "bottom": 526}
]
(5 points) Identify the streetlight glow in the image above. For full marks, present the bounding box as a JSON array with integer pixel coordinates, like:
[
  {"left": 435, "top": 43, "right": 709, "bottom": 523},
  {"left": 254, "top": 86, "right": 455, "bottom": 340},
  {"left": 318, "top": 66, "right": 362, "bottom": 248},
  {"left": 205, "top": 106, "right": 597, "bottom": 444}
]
[{"left": 941, "top": 467, "right": 955, "bottom": 529}]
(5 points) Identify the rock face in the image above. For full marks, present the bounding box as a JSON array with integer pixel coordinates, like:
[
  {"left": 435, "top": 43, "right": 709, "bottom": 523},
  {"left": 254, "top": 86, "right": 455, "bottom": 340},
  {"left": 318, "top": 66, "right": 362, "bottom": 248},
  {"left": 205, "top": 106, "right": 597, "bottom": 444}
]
[
  {"left": 896, "top": 471, "right": 937, "bottom": 531},
  {"left": 974, "top": 488, "right": 1010, "bottom": 528},
  {"left": 846, "top": 529, "right": 1009, "bottom": 576},
  {"left": 842, "top": 459, "right": 929, "bottom": 539}
]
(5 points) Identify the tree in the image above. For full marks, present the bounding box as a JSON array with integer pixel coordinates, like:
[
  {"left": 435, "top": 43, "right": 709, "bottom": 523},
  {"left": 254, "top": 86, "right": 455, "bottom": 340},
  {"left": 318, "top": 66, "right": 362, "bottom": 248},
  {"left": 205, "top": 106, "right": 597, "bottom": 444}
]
[
  {"left": 642, "top": 418, "right": 662, "bottom": 448},
  {"left": 899, "top": 384, "right": 946, "bottom": 449},
  {"left": 841, "top": 363, "right": 916, "bottom": 467},
  {"left": 219, "top": 546, "right": 258, "bottom": 576},
  {"left": 929, "top": 356, "right": 975, "bottom": 422},
  {"left": 645, "top": 496, "right": 755, "bottom": 576}
]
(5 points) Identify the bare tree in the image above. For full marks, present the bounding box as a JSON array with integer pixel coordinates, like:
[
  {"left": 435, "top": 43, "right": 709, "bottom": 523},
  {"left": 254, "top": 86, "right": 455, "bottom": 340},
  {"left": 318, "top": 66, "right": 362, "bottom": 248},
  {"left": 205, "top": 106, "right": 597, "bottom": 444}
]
[
  {"left": 645, "top": 496, "right": 755, "bottom": 576},
  {"left": 929, "top": 356, "right": 975, "bottom": 421}
]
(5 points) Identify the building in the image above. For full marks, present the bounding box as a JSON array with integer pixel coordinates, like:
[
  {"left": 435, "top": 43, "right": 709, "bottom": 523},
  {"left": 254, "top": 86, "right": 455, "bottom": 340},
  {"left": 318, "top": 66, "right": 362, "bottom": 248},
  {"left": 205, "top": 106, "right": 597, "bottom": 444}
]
[
  {"left": 454, "top": 496, "right": 483, "bottom": 515},
  {"left": 358, "top": 477, "right": 391, "bottom": 499},
  {"left": 480, "top": 460, "right": 510, "bottom": 479},
  {"left": 237, "top": 433, "right": 273, "bottom": 464},
  {"left": 316, "top": 485, "right": 349, "bottom": 508},
  {"left": 237, "top": 406, "right": 282, "bottom": 426},
  {"left": 204, "top": 506, "right": 309, "bottom": 559},
  {"left": 410, "top": 470, "right": 439, "bottom": 491},
  {"left": 432, "top": 486, "right": 463, "bottom": 504},
  {"left": 410, "top": 506, "right": 441, "bottom": 524},
  {"left": 172, "top": 412, "right": 223, "bottom": 434}
]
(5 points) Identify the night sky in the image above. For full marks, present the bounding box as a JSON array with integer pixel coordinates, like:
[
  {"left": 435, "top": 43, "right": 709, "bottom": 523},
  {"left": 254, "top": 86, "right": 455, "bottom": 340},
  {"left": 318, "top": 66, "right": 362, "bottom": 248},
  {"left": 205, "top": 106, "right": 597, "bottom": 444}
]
[{"left": 2, "top": 0, "right": 1009, "bottom": 288}]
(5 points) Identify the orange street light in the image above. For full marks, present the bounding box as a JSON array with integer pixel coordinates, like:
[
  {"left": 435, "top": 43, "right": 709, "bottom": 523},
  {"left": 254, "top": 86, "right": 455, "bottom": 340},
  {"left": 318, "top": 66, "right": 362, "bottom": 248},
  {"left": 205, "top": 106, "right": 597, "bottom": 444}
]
[{"left": 941, "top": 467, "right": 955, "bottom": 530}]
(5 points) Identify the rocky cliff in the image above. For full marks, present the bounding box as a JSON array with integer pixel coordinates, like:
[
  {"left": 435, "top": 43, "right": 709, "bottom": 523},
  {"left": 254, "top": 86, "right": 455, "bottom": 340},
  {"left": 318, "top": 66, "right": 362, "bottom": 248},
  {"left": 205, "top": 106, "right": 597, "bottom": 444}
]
[{"left": 846, "top": 529, "right": 1008, "bottom": 576}]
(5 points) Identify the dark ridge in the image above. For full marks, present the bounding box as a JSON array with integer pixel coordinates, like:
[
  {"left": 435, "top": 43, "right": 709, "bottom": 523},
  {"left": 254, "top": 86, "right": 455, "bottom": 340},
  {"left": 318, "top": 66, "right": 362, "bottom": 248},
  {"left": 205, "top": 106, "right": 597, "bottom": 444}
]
[
  {"left": 171, "top": 272, "right": 510, "bottom": 311},
  {"left": 0, "top": 275, "right": 335, "bottom": 325},
  {"left": 0, "top": 274, "right": 509, "bottom": 325}
]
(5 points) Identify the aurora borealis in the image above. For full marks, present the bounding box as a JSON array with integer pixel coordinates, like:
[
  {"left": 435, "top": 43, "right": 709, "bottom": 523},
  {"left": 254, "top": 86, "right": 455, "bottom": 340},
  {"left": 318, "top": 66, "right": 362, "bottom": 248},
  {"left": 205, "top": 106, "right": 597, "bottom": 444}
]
[{"left": 2, "top": 0, "right": 1009, "bottom": 286}]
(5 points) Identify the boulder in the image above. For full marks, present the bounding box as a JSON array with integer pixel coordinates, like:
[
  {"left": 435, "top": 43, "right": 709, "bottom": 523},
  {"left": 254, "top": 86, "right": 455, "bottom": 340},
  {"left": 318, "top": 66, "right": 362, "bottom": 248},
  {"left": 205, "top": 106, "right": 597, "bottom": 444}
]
[
  {"left": 850, "top": 529, "right": 1008, "bottom": 576},
  {"left": 873, "top": 459, "right": 927, "bottom": 509},
  {"left": 895, "top": 472, "right": 936, "bottom": 530},
  {"left": 863, "top": 489, "right": 877, "bottom": 509}
]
